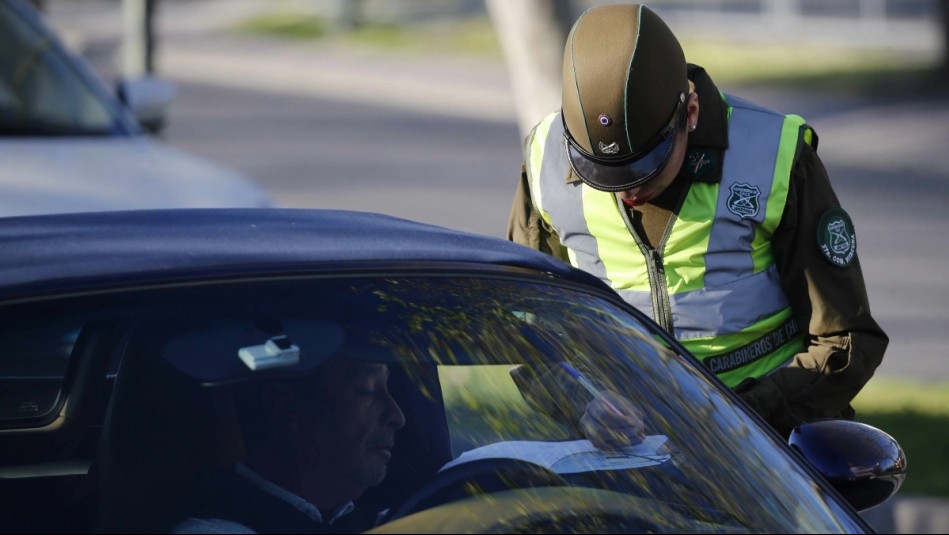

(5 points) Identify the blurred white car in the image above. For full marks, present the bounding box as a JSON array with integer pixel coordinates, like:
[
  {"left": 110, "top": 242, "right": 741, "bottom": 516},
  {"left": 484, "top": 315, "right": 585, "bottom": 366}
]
[{"left": 0, "top": 0, "right": 273, "bottom": 216}]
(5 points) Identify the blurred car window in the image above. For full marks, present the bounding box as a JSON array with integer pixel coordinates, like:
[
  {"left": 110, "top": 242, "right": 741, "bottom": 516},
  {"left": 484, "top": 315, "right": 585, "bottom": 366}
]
[
  {"left": 0, "top": 321, "right": 81, "bottom": 423},
  {"left": 0, "top": 1, "right": 118, "bottom": 136},
  {"left": 0, "top": 1, "right": 273, "bottom": 217}
]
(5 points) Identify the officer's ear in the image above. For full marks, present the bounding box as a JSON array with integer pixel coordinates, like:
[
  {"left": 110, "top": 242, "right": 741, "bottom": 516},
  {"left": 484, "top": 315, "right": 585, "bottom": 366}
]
[{"left": 687, "top": 92, "right": 700, "bottom": 132}]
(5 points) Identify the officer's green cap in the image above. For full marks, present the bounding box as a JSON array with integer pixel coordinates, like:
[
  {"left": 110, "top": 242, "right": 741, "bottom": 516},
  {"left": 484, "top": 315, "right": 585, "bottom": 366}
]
[{"left": 562, "top": 4, "right": 689, "bottom": 192}]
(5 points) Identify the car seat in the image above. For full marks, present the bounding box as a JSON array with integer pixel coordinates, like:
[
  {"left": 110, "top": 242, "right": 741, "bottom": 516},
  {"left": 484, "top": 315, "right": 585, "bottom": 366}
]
[{"left": 93, "top": 320, "right": 245, "bottom": 534}]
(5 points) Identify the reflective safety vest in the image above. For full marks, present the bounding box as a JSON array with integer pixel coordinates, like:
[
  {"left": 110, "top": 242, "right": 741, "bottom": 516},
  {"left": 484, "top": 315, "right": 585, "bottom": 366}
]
[{"left": 526, "top": 95, "right": 808, "bottom": 387}]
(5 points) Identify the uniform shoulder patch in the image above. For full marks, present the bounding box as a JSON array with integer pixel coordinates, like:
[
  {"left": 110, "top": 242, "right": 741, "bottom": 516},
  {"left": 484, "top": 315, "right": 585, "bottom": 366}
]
[
  {"left": 726, "top": 183, "right": 760, "bottom": 220},
  {"left": 817, "top": 207, "right": 856, "bottom": 267}
]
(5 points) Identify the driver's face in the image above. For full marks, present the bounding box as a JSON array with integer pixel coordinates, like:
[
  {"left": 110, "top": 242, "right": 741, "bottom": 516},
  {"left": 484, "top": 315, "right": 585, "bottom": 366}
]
[{"left": 306, "top": 362, "right": 406, "bottom": 488}]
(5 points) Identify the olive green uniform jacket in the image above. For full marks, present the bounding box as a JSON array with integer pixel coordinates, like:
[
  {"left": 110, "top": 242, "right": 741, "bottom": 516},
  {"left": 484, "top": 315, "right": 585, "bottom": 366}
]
[{"left": 507, "top": 66, "right": 888, "bottom": 438}]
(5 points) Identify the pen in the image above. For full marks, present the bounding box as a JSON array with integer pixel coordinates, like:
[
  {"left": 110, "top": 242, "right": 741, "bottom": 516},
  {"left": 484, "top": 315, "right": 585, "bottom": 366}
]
[
  {"left": 560, "top": 362, "right": 623, "bottom": 415},
  {"left": 560, "top": 362, "right": 601, "bottom": 398}
]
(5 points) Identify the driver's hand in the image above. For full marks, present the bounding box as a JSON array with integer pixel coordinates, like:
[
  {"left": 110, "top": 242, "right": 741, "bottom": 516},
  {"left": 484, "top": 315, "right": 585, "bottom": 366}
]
[{"left": 580, "top": 390, "right": 645, "bottom": 451}]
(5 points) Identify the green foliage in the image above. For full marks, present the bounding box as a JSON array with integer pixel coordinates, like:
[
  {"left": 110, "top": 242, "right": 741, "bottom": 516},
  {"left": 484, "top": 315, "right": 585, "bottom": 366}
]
[
  {"left": 854, "top": 379, "right": 949, "bottom": 416},
  {"left": 679, "top": 39, "right": 941, "bottom": 94},
  {"left": 683, "top": 40, "right": 921, "bottom": 81},
  {"left": 342, "top": 23, "right": 417, "bottom": 50},
  {"left": 854, "top": 379, "right": 949, "bottom": 497},
  {"left": 233, "top": 12, "right": 327, "bottom": 40},
  {"left": 856, "top": 410, "right": 949, "bottom": 497},
  {"left": 232, "top": 12, "right": 502, "bottom": 59}
]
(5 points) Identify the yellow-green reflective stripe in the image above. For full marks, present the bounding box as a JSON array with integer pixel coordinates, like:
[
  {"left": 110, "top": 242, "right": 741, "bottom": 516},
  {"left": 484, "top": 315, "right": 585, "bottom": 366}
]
[
  {"left": 581, "top": 186, "right": 649, "bottom": 290},
  {"left": 714, "top": 336, "right": 802, "bottom": 388},
  {"left": 528, "top": 112, "right": 559, "bottom": 227},
  {"left": 681, "top": 308, "right": 801, "bottom": 387},
  {"left": 751, "top": 114, "right": 803, "bottom": 273},
  {"left": 664, "top": 182, "right": 717, "bottom": 294},
  {"left": 686, "top": 307, "right": 794, "bottom": 358}
]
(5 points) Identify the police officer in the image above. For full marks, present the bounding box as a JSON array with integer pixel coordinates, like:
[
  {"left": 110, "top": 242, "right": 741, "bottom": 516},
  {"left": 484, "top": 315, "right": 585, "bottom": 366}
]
[{"left": 507, "top": 3, "right": 887, "bottom": 438}]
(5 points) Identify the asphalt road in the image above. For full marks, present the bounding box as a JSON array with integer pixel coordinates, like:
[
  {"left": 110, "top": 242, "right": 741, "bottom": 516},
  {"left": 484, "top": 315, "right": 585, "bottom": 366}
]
[{"left": 161, "top": 81, "right": 522, "bottom": 239}]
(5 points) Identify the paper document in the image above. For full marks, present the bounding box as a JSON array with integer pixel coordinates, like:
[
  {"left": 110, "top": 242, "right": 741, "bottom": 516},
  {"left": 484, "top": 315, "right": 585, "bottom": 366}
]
[{"left": 441, "top": 435, "right": 671, "bottom": 475}]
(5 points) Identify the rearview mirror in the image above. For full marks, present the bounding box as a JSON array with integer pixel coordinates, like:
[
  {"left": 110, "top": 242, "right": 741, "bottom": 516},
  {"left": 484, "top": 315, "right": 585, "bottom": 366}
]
[
  {"left": 789, "top": 419, "right": 906, "bottom": 512},
  {"left": 116, "top": 75, "right": 177, "bottom": 134}
]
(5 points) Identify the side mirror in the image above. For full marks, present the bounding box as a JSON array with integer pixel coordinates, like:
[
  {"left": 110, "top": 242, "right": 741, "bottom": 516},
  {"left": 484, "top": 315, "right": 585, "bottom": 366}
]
[
  {"left": 789, "top": 419, "right": 906, "bottom": 512},
  {"left": 116, "top": 75, "right": 177, "bottom": 134}
]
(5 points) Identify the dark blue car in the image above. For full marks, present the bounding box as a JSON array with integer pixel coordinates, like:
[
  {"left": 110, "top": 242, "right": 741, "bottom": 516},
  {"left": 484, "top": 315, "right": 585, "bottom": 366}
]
[{"left": 0, "top": 209, "right": 903, "bottom": 533}]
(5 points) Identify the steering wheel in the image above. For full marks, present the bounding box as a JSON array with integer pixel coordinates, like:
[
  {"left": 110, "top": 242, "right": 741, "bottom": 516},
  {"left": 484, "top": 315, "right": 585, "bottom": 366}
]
[{"left": 384, "top": 458, "right": 569, "bottom": 522}]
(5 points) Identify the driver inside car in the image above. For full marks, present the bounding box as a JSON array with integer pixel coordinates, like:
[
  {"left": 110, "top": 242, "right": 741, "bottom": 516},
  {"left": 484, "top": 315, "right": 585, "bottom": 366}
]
[{"left": 171, "top": 357, "right": 406, "bottom": 534}]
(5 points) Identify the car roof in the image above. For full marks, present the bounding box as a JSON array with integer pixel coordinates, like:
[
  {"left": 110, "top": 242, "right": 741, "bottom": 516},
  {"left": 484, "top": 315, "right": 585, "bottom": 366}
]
[{"left": 0, "top": 208, "right": 610, "bottom": 301}]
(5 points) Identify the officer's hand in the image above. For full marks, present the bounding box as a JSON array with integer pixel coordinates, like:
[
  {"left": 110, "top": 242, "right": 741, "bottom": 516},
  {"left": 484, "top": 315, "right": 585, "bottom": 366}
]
[{"left": 579, "top": 390, "right": 645, "bottom": 451}]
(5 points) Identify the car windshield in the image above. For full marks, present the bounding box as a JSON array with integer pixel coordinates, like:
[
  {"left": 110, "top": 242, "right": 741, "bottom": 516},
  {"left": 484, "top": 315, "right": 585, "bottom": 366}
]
[
  {"left": 0, "top": 1, "right": 123, "bottom": 136},
  {"left": 0, "top": 273, "right": 866, "bottom": 533}
]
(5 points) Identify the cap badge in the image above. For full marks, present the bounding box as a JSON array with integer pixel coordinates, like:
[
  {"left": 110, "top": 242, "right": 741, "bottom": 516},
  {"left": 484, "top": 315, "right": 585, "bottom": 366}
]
[
  {"left": 817, "top": 208, "right": 856, "bottom": 267},
  {"left": 598, "top": 141, "right": 620, "bottom": 155},
  {"left": 726, "top": 183, "right": 760, "bottom": 220},
  {"left": 598, "top": 114, "right": 613, "bottom": 126}
]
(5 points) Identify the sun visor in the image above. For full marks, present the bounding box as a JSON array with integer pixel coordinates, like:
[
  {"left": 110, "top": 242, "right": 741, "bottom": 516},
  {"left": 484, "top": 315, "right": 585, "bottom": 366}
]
[{"left": 160, "top": 319, "right": 346, "bottom": 384}]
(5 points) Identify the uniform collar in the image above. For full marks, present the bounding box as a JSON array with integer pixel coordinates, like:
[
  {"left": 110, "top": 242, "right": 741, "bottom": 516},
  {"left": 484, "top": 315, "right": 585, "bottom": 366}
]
[{"left": 679, "top": 64, "right": 728, "bottom": 184}]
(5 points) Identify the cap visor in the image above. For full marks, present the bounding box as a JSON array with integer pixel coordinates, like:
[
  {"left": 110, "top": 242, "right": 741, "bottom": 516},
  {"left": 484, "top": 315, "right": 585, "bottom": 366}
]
[{"left": 565, "top": 131, "right": 678, "bottom": 192}]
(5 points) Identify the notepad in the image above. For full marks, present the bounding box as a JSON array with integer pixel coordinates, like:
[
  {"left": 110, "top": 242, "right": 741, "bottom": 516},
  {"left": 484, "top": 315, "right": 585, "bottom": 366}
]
[{"left": 441, "top": 435, "right": 671, "bottom": 475}]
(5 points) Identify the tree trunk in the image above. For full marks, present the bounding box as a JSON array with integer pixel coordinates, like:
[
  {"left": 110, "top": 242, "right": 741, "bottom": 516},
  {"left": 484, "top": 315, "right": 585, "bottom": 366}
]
[{"left": 485, "top": 0, "right": 574, "bottom": 140}]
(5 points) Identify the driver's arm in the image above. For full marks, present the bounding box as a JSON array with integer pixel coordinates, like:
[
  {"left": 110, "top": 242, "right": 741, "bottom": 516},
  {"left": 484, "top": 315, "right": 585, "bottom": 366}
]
[
  {"left": 580, "top": 391, "right": 645, "bottom": 450},
  {"left": 510, "top": 364, "right": 645, "bottom": 450}
]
